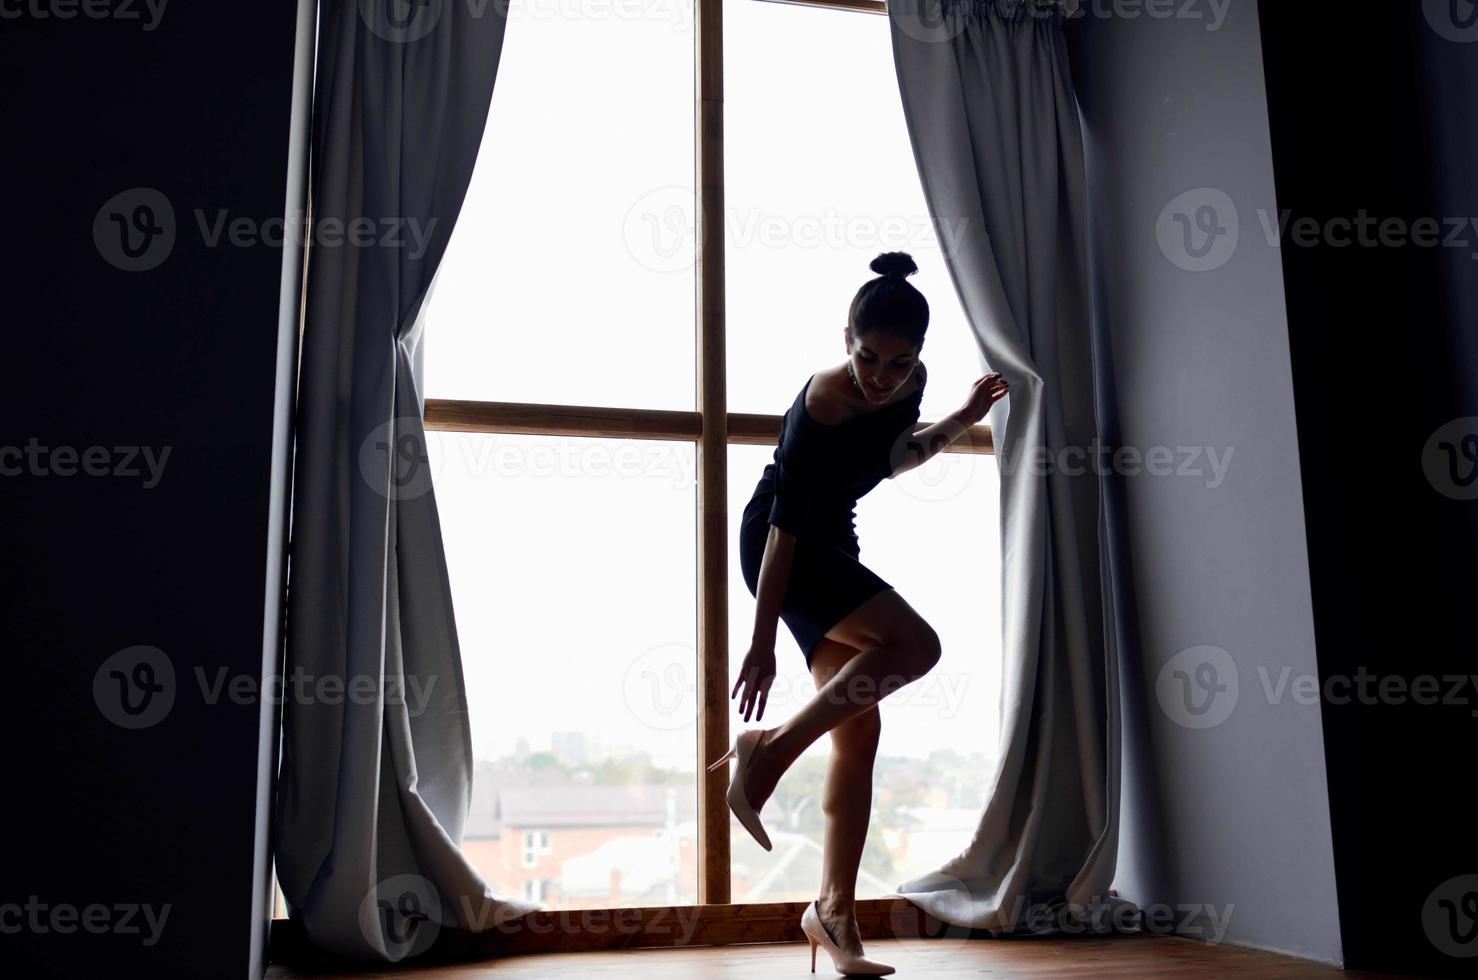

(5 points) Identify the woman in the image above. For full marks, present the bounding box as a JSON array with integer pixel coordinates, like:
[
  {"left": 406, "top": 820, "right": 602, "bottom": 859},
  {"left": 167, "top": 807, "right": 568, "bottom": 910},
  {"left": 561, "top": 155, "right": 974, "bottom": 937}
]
[{"left": 708, "top": 251, "right": 1008, "bottom": 975}]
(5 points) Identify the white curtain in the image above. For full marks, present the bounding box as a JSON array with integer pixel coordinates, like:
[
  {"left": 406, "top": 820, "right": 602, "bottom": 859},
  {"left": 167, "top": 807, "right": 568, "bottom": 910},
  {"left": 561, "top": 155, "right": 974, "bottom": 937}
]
[
  {"left": 888, "top": 0, "right": 1130, "bottom": 932},
  {"left": 274, "top": 0, "right": 533, "bottom": 963}
]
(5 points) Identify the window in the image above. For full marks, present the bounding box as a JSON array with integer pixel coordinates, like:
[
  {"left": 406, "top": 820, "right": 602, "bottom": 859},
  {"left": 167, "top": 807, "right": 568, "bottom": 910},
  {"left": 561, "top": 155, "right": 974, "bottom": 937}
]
[
  {"left": 419, "top": 0, "right": 998, "bottom": 938},
  {"left": 424, "top": 0, "right": 695, "bottom": 411},
  {"left": 721, "top": 0, "right": 1002, "bottom": 902},
  {"left": 521, "top": 829, "right": 553, "bottom": 868}
]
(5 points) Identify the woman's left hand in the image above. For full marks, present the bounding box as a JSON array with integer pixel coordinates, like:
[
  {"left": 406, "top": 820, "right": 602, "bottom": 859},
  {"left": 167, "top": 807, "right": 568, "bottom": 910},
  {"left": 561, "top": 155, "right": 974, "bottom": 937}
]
[{"left": 959, "top": 372, "right": 1009, "bottom": 425}]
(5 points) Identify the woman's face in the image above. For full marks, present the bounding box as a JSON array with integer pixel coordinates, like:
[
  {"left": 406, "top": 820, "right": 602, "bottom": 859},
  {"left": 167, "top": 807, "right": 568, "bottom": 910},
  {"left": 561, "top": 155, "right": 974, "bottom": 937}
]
[{"left": 845, "top": 329, "right": 921, "bottom": 403}]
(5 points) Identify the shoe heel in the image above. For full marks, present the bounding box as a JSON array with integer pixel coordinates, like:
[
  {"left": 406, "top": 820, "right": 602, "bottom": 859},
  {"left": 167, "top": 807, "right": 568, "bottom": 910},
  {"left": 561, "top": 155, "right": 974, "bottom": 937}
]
[
  {"left": 808, "top": 935, "right": 818, "bottom": 972},
  {"left": 706, "top": 745, "right": 736, "bottom": 773}
]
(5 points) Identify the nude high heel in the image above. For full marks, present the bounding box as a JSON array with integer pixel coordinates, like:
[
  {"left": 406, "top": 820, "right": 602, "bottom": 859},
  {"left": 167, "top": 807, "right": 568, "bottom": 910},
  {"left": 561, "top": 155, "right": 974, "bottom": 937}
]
[
  {"left": 705, "top": 729, "right": 772, "bottom": 851},
  {"left": 801, "top": 899, "right": 895, "bottom": 976}
]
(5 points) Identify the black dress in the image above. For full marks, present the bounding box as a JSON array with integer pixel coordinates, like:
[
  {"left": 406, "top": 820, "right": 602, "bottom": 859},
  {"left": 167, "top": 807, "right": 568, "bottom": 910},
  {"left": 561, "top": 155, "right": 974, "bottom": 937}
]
[{"left": 739, "top": 364, "right": 927, "bottom": 667}]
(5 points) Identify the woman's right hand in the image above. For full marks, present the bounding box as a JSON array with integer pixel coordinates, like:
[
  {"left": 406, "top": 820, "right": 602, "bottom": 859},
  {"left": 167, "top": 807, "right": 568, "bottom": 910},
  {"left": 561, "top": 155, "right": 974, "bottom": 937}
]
[{"left": 732, "top": 640, "right": 778, "bottom": 722}]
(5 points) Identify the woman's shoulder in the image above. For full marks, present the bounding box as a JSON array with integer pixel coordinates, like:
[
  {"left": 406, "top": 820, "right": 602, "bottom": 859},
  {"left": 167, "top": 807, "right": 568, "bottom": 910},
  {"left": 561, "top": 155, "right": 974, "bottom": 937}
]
[{"left": 800, "top": 366, "right": 853, "bottom": 427}]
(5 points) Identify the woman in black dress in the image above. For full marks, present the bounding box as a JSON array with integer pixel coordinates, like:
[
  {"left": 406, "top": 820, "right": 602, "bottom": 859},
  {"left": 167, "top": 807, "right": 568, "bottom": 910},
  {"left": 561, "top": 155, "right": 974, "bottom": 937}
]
[{"left": 709, "top": 252, "right": 1009, "bottom": 974}]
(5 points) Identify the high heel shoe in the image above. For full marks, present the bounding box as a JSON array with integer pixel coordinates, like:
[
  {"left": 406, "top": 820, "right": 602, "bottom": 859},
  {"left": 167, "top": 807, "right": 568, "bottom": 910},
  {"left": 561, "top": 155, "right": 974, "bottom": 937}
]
[
  {"left": 801, "top": 899, "right": 895, "bottom": 976},
  {"left": 705, "top": 729, "right": 772, "bottom": 851}
]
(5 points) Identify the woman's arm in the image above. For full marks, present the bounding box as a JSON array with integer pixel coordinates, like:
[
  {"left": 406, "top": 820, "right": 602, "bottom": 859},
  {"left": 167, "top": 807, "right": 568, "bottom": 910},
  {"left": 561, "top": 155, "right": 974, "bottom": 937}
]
[
  {"left": 751, "top": 524, "right": 795, "bottom": 650},
  {"left": 733, "top": 523, "right": 795, "bottom": 720},
  {"left": 888, "top": 409, "right": 979, "bottom": 480},
  {"left": 888, "top": 372, "right": 1008, "bottom": 480}
]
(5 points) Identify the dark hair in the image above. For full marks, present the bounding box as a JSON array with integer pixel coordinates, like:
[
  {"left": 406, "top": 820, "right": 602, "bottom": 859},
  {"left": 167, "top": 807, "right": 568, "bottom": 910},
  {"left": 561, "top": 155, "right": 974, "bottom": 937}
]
[{"left": 846, "top": 251, "right": 929, "bottom": 348}]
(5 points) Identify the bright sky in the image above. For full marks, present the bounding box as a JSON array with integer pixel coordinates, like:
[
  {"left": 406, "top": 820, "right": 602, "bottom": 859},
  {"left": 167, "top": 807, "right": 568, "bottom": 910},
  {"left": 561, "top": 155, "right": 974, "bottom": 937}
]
[{"left": 423, "top": 0, "right": 1002, "bottom": 770}]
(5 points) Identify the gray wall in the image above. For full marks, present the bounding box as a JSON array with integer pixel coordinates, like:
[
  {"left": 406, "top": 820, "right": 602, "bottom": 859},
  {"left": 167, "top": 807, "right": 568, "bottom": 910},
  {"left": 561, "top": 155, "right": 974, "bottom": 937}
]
[{"left": 1066, "top": 3, "right": 1342, "bottom": 964}]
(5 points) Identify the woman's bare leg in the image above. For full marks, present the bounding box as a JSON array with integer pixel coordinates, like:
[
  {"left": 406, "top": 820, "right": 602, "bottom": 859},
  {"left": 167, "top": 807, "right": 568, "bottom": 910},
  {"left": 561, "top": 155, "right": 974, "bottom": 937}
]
[
  {"left": 743, "top": 588, "right": 939, "bottom": 809},
  {"left": 808, "top": 637, "right": 882, "bottom": 957}
]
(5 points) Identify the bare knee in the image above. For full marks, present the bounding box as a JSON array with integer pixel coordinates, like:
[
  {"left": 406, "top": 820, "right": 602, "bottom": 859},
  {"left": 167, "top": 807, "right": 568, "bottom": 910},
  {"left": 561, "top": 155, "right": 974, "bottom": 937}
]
[
  {"left": 918, "top": 623, "right": 942, "bottom": 671},
  {"left": 895, "top": 621, "right": 941, "bottom": 675}
]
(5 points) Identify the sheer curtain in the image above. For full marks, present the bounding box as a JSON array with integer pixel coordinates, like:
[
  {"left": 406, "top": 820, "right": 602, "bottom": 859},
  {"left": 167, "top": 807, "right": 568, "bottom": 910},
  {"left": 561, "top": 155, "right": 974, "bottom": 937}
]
[
  {"left": 887, "top": 0, "right": 1130, "bottom": 932},
  {"left": 274, "top": 0, "right": 531, "bottom": 962}
]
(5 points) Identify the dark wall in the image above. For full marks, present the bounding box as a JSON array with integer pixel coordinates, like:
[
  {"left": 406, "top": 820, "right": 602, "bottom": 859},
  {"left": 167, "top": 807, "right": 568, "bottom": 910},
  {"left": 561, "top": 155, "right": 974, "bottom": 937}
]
[
  {"left": 0, "top": 5, "right": 300, "bottom": 978},
  {"left": 1258, "top": 3, "right": 1478, "bottom": 975}
]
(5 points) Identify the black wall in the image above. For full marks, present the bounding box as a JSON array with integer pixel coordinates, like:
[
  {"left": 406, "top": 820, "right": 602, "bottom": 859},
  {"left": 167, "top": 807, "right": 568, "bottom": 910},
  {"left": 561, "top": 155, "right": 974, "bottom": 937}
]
[
  {"left": 0, "top": 5, "right": 300, "bottom": 978},
  {"left": 1259, "top": 3, "right": 1478, "bottom": 975}
]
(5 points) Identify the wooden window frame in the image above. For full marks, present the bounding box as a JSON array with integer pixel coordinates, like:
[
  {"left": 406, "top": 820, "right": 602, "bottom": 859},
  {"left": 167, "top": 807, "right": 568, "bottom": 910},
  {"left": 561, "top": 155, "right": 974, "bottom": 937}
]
[{"left": 419, "top": 0, "right": 993, "bottom": 952}]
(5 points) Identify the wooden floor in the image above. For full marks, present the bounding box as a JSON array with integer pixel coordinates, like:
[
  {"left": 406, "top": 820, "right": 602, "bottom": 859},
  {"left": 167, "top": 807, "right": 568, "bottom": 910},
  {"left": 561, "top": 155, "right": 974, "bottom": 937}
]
[{"left": 267, "top": 933, "right": 1405, "bottom": 978}]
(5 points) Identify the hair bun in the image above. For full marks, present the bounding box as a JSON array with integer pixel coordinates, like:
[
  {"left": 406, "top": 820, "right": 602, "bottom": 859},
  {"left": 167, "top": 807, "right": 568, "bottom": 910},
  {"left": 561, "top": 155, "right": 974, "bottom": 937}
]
[{"left": 870, "top": 251, "right": 918, "bottom": 279}]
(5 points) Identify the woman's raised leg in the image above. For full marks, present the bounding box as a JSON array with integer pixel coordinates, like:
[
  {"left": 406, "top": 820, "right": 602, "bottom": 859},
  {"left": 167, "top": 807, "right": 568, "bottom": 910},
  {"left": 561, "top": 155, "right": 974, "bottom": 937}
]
[{"left": 743, "top": 588, "right": 939, "bottom": 810}]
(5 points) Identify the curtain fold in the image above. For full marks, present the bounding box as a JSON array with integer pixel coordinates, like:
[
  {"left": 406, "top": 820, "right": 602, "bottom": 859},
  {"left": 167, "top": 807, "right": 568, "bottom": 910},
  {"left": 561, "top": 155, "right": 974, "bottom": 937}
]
[
  {"left": 888, "top": 0, "right": 1131, "bottom": 933},
  {"left": 274, "top": 0, "right": 527, "bottom": 963}
]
